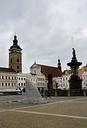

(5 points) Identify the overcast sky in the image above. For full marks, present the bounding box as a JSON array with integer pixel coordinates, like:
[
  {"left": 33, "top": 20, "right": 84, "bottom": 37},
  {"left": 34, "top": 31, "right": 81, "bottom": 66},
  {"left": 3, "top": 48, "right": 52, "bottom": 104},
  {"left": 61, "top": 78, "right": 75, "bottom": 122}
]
[{"left": 0, "top": 0, "right": 87, "bottom": 73}]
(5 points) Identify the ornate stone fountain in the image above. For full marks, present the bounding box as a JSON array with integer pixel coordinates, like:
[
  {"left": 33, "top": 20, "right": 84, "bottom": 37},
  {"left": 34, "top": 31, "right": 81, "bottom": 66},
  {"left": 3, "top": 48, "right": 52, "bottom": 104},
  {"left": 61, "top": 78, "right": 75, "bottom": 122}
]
[{"left": 67, "top": 48, "right": 82, "bottom": 95}]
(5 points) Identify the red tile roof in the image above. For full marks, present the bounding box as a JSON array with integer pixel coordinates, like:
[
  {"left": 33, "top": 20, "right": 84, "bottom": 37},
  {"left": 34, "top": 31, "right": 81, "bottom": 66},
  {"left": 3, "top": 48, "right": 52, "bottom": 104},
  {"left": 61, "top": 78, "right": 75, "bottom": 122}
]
[
  {"left": 0, "top": 67, "right": 16, "bottom": 73},
  {"left": 36, "top": 64, "right": 62, "bottom": 77}
]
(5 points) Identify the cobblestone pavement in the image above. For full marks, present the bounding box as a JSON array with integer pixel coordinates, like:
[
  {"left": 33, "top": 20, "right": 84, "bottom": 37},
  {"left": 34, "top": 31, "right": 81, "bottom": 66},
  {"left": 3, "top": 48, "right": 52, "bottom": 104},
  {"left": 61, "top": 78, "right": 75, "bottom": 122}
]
[
  {"left": 0, "top": 96, "right": 87, "bottom": 128},
  {"left": 0, "top": 95, "right": 83, "bottom": 109}
]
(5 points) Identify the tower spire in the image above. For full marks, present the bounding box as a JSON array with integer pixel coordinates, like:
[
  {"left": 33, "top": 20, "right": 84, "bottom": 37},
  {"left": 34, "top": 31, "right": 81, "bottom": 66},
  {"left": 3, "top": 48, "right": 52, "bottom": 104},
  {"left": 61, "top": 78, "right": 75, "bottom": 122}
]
[{"left": 58, "top": 58, "right": 62, "bottom": 71}]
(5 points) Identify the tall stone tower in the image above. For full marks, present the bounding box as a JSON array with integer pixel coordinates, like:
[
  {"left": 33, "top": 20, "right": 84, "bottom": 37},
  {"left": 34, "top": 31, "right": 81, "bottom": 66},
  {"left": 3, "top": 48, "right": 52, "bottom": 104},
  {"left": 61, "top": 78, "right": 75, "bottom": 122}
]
[{"left": 9, "top": 35, "right": 22, "bottom": 73}]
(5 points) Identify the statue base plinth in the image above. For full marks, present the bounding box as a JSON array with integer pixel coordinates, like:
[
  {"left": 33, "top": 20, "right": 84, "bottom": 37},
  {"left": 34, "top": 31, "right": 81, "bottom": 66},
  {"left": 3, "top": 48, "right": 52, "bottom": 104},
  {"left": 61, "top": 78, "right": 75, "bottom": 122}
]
[{"left": 69, "top": 89, "right": 83, "bottom": 96}]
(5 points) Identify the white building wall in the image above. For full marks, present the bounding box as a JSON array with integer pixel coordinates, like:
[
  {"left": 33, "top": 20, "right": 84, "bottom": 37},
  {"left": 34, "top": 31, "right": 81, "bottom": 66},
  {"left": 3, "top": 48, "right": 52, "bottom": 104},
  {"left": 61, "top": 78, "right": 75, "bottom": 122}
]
[
  {"left": 36, "top": 75, "right": 47, "bottom": 89},
  {"left": 53, "top": 74, "right": 70, "bottom": 90},
  {"left": 26, "top": 73, "right": 47, "bottom": 89},
  {"left": 16, "top": 73, "right": 26, "bottom": 90},
  {"left": 82, "top": 72, "right": 87, "bottom": 89},
  {"left": 0, "top": 72, "right": 17, "bottom": 92},
  {"left": 0, "top": 68, "right": 47, "bottom": 93}
]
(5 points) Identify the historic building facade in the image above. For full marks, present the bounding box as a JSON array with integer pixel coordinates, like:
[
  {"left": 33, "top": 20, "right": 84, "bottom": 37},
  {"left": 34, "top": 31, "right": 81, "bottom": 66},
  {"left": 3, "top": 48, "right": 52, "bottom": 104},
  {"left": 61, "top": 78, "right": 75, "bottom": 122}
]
[
  {"left": 16, "top": 73, "right": 26, "bottom": 91},
  {"left": 30, "top": 61, "right": 62, "bottom": 96},
  {"left": 53, "top": 70, "right": 71, "bottom": 90},
  {"left": 0, "top": 68, "right": 17, "bottom": 94},
  {"left": 81, "top": 72, "right": 87, "bottom": 89}
]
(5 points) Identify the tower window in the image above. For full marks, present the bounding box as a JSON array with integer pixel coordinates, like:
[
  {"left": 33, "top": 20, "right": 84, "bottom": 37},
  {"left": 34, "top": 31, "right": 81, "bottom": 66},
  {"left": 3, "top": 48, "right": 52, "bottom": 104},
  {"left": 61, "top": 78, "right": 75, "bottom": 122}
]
[
  {"left": 2, "top": 83, "right": 4, "bottom": 86},
  {"left": 17, "top": 59, "right": 19, "bottom": 62},
  {"left": 17, "top": 66, "right": 19, "bottom": 69},
  {"left": 11, "top": 59, "right": 12, "bottom": 62}
]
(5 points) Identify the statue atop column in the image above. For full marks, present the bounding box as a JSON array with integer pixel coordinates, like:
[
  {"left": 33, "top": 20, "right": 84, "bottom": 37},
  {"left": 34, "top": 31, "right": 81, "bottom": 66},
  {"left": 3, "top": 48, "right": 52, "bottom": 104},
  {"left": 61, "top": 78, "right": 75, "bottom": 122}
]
[{"left": 72, "top": 48, "right": 76, "bottom": 58}]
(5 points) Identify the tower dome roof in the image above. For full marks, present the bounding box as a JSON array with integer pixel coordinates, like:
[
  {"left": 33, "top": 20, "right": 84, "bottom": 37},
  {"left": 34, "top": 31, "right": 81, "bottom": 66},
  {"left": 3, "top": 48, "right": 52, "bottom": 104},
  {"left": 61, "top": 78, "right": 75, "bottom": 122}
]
[{"left": 9, "top": 35, "right": 22, "bottom": 51}]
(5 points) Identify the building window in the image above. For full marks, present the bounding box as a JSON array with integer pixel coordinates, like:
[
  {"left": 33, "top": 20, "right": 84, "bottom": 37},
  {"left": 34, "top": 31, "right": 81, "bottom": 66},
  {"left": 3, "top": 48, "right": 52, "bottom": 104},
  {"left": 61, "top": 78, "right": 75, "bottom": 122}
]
[
  {"left": 17, "top": 59, "right": 19, "bottom": 62},
  {"left": 6, "top": 76, "right": 7, "bottom": 79},
  {"left": 2, "top": 76, "right": 4, "bottom": 79},
  {"left": 21, "top": 83, "right": 23, "bottom": 86},
  {"left": 8, "top": 83, "right": 10, "bottom": 86},
  {"left": 17, "top": 66, "right": 19, "bottom": 69},
  {"left": 2, "top": 83, "right": 4, "bottom": 86},
  {"left": 11, "top": 58, "right": 12, "bottom": 62}
]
